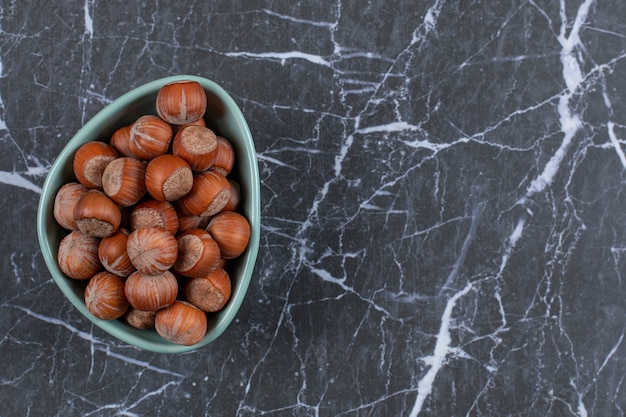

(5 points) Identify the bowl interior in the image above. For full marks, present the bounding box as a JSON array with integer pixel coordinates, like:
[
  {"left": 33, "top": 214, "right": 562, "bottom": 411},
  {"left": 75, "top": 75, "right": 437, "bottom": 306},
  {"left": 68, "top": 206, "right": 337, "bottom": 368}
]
[{"left": 37, "top": 75, "right": 260, "bottom": 353}]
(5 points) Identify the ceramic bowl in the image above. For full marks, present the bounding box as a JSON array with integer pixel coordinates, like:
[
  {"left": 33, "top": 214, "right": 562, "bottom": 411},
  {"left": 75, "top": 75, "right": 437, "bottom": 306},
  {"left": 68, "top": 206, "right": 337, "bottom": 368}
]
[{"left": 37, "top": 75, "right": 260, "bottom": 353}]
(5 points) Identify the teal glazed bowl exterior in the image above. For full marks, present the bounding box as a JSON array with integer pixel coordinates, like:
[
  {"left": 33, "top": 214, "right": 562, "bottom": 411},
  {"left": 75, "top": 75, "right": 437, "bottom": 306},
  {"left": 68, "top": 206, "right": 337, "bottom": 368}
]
[{"left": 37, "top": 75, "right": 260, "bottom": 353}]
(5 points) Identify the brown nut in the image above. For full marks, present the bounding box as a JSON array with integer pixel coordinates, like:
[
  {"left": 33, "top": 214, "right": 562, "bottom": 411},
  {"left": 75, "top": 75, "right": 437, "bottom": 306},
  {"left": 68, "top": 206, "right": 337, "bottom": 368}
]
[
  {"left": 184, "top": 267, "right": 231, "bottom": 312},
  {"left": 84, "top": 271, "right": 130, "bottom": 320},
  {"left": 156, "top": 80, "right": 207, "bottom": 125},
  {"left": 98, "top": 229, "right": 135, "bottom": 277},
  {"left": 172, "top": 199, "right": 210, "bottom": 233},
  {"left": 176, "top": 213, "right": 211, "bottom": 234},
  {"left": 155, "top": 300, "right": 207, "bottom": 346},
  {"left": 124, "top": 270, "right": 178, "bottom": 311},
  {"left": 171, "top": 116, "right": 206, "bottom": 134},
  {"left": 109, "top": 124, "right": 134, "bottom": 157},
  {"left": 179, "top": 170, "right": 231, "bottom": 217},
  {"left": 73, "top": 141, "right": 119, "bottom": 190},
  {"left": 127, "top": 226, "right": 178, "bottom": 275},
  {"left": 145, "top": 154, "right": 193, "bottom": 202},
  {"left": 211, "top": 136, "right": 234, "bottom": 176},
  {"left": 129, "top": 115, "right": 173, "bottom": 160},
  {"left": 57, "top": 231, "right": 101, "bottom": 280},
  {"left": 223, "top": 179, "right": 241, "bottom": 212},
  {"left": 74, "top": 190, "right": 122, "bottom": 238},
  {"left": 102, "top": 157, "right": 147, "bottom": 207},
  {"left": 124, "top": 308, "right": 157, "bottom": 329},
  {"left": 53, "top": 182, "right": 90, "bottom": 231},
  {"left": 130, "top": 198, "right": 179, "bottom": 236},
  {"left": 172, "top": 125, "right": 218, "bottom": 172},
  {"left": 173, "top": 229, "right": 221, "bottom": 278},
  {"left": 206, "top": 211, "right": 250, "bottom": 259}
]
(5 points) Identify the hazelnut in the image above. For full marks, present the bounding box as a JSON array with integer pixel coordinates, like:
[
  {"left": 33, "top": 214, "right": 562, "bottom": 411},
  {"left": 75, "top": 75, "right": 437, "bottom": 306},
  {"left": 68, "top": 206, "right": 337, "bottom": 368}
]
[
  {"left": 53, "top": 182, "right": 90, "bottom": 231},
  {"left": 129, "top": 115, "right": 173, "bottom": 160},
  {"left": 171, "top": 196, "right": 195, "bottom": 216},
  {"left": 109, "top": 124, "right": 134, "bottom": 157},
  {"left": 173, "top": 229, "right": 221, "bottom": 278},
  {"left": 206, "top": 211, "right": 250, "bottom": 259},
  {"left": 84, "top": 271, "right": 129, "bottom": 320},
  {"left": 130, "top": 198, "right": 179, "bottom": 235},
  {"left": 98, "top": 229, "right": 135, "bottom": 277},
  {"left": 74, "top": 190, "right": 122, "bottom": 238},
  {"left": 172, "top": 125, "right": 218, "bottom": 172},
  {"left": 184, "top": 267, "right": 231, "bottom": 312},
  {"left": 155, "top": 300, "right": 207, "bottom": 346},
  {"left": 223, "top": 179, "right": 241, "bottom": 211},
  {"left": 171, "top": 116, "right": 206, "bottom": 134},
  {"left": 124, "top": 308, "right": 157, "bottom": 329},
  {"left": 176, "top": 212, "right": 211, "bottom": 234},
  {"left": 102, "top": 157, "right": 147, "bottom": 207},
  {"left": 212, "top": 136, "right": 234, "bottom": 176},
  {"left": 172, "top": 199, "right": 210, "bottom": 233},
  {"left": 124, "top": 270, "right": 178, "bottom": 311},
  {"left": 73, "top": 141, "right": 119, "bottom": 189},
  {"left": 179, "top": 170, "right": 231, "bottom": 217},
  {"left": 145, "top": 154, "right": 193, "bottom": 202},
  {"left": 156, "top": 80, "right": 207, "bottom": 125},
  {"left": 57, "top": 231, "right": 101, "bottom": 280},
  {"left": 127, "top": 226, "right": 178, "bottom": 275}
]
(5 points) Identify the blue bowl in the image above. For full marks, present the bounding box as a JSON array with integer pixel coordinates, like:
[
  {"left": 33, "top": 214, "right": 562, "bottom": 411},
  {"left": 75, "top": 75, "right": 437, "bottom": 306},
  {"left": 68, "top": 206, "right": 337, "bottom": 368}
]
[{"left": 37, "top": 75, "right": 260, "bottom": 353}]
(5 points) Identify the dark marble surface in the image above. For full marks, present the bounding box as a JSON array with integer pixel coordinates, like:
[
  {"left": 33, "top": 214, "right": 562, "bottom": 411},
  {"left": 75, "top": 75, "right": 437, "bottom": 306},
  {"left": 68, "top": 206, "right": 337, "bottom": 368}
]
[{"left": 2, "top": 0, "right": 626, "bottom": 415}]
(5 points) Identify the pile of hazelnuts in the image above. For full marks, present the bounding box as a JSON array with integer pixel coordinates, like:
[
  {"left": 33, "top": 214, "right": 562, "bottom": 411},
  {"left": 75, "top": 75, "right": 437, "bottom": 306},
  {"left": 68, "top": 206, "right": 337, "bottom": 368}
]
[{"left": 53, "top": 80, "right": 251, "bottom": 346}]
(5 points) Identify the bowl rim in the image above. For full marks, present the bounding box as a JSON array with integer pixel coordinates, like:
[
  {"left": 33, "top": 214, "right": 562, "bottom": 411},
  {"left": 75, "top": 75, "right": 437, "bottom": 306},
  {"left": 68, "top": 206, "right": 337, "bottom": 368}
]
[{"left": 36, "top": 74, "right": 260, "bottom": 353}]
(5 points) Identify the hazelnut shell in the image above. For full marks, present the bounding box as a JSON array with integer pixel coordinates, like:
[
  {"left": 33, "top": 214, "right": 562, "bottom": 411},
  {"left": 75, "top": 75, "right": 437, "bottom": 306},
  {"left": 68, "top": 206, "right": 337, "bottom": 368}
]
[
  {"left": 180, "top": 170, "right": 231, "bottom": 217},
  {"left": 109, "top": 124, "right": 134, "bottom": 157},
  {"left": 172, "top": 125, "right": 218, "bottom": 172},
  {"left": 173, "top": 228, "right": 221, "bottom": 278},
  {"left": 155, "top": 300, "right": 207, "bottom": 346},
  {"left": 57, "top": 231, "right": 101, "bottom": 280},
  {"left": 184, "top": 267, "right": 231, "bottom": 312},
  {"left": 212, "top": 136, "right": 234, "bottom": 176},
  {"left": 129, "top": 115, "right": 173, "bottom": 160},
  {"left": 73, "top": 141, "right": 119, "bottom": 190},
  {"left": 206, "top": 211, "right": 251, "bottom": 259},
  {"left": 84, "top": 271, "right": 130, "bottom": 320},
  {"left": 130, "top": 199, "right": 179, "bottom": 236},
  {"left": 127, "top": 226, "right": 178, "bottom": 275},
  {"left": 102, "top": 157, "right": 147, "bottom": 207},
  {"left": 53, "top": 182, "right": 90, "bottom": 231},
  {"left": 98, "top": 229, "right": 135, "bottom": 277},
  {"left": 223, "top": 179, "right": 241, "bottom": 212},
  {"left": 74, "top": 190, "right": 122, "bottom": 238},
  {"left": 156, "top": 80, "right": 207, "bottom": 125},
  {"left": 124, "top": 308, "right": 157, "bottom": 329},
  {"left": 145, "top": 154, "right": 193, "bottom": 202},
  {"left": 171, "top": 116, "right": 206, "bottom": 134},
  {"left": 124, "top": 270, "right": 178, "bottom": 311}
]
